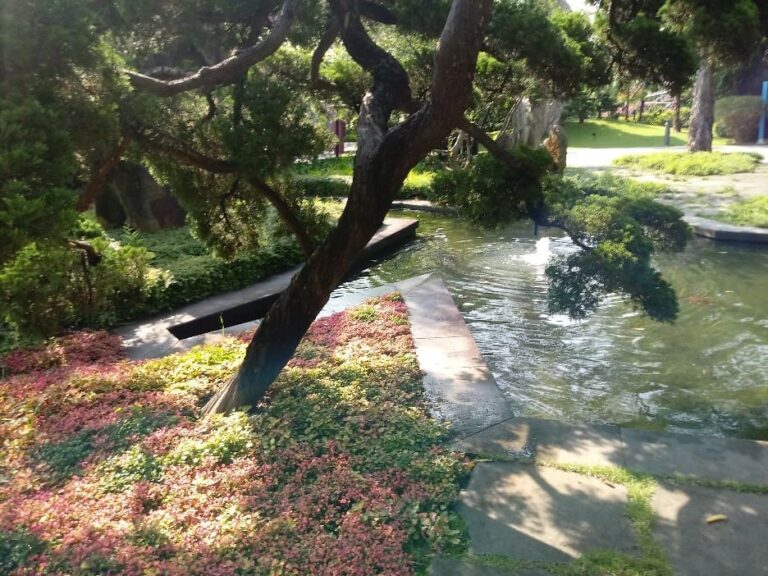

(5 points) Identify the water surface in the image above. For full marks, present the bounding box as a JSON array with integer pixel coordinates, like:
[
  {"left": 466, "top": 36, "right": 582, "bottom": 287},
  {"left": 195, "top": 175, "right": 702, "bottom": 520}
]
[{"left": 331, "top": 211, "right": 768, "bottom": 439}]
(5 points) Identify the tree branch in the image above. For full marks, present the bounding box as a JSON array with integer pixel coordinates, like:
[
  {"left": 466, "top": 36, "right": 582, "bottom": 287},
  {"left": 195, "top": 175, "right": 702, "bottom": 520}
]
[
  {"left": 310, "top": 16, "right": 341, "bottom": 91},
  {"left": 247, "top": 177, "right": 316, "bottom": 259},
  {"left": 126, "top": 0, "right": 296, "bottom": 97},
  {"left": 77, "top": 135, "right": 132, "bottom": 212},
  {"left": 133, "top": 131, "right": 238, "bottom": 173},
  {"left": 457, "top": 117, "right": 520, "bottom": 170},
  {"left": 133, "top": 131, "right": 315, "bottom": 259}
]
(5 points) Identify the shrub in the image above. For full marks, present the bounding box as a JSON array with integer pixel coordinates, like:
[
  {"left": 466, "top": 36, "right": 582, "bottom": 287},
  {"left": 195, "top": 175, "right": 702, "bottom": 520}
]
[
  {"left": 429, "top": 148, "right": 552, "bottom": 227},
  {"left": 292, "top": 155, "right": 355, "bottom": 177},
  {"left": 638, "top": 106, "right": 690, "bottom": 128},
  {"left": 150, "top": 239, "right": 302, "bottom": 311},
  {"left": 715, "top": 96, "right": 763, "bottom": 144},
  {"left": 0, "top": 222, "right": 306, "bottom": 339},
  {"left": 613, "top": 151, "right": 761, "bottom": 176},
  {"left": 0, "top": 240, "right": 168, "bottom": 337},
  {"left": 288, "top": 175, "right": 350, "bottom": 197},
  {"left": 0, "top": 244, "right": 76, "bottom": 337}
]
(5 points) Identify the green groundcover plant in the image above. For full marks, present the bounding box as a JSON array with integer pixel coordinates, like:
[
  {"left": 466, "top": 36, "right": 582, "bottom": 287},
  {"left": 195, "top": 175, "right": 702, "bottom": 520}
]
[
  {"left": 0, "top": 295, "right": 467, "bottom": 575},
  {"left": 613, "top": 152, "right": 761, "bottom": 176},
  {"left": 719, "top": 196, "right": 768, "bottom": 229}
]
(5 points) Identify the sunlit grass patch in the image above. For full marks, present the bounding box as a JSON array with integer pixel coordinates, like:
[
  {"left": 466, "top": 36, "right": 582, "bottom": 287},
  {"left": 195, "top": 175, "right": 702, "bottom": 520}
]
[
  {"left": 718, "top": 196, "right": 768, "bottom": 228},
  {"left": 613, "top": 151, "right": 760, "bottom": 176}
]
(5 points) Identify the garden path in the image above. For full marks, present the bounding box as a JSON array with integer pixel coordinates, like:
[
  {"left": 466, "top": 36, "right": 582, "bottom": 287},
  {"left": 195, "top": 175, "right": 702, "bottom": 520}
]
[{"left": 406, "top": 275, "right": 768, "bottom": 576}]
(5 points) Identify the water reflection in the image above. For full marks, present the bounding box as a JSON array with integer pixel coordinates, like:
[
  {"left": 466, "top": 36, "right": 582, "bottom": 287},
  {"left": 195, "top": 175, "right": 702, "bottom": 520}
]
[{"left": 330, "top": 211, "right": 768, "bottom": 439}]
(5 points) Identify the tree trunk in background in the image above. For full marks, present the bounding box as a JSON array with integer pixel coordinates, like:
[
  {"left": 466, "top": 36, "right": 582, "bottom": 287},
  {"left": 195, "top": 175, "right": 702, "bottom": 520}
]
[
  {"left": 638, "top": 97, "right": 645, "bottom": 122},
  {"left": 688, "top": 63, "right": 715, "bottom": 152},
  {"left": 673, "top": 94, "right": 682, "bottom": 132},
  {"left": 97, "top": 163, "right": 185, "bottom": 231}
]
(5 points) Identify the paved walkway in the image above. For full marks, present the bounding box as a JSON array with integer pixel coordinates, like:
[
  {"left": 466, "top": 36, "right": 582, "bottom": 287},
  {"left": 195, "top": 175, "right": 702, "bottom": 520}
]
[{"left": 407, "top": 276, "right": 768, "bottom": 576}]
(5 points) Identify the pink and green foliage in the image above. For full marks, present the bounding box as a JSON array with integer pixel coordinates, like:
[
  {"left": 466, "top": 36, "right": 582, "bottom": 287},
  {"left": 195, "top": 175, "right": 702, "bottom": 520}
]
[{"left": 0, "top": 295, "right": 467, "bottom": 575}]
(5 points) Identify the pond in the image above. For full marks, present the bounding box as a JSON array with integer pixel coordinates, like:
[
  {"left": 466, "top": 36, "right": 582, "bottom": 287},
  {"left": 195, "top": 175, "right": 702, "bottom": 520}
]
[{"left": 331, "top": 210, "right": 768, "bottom": 440}]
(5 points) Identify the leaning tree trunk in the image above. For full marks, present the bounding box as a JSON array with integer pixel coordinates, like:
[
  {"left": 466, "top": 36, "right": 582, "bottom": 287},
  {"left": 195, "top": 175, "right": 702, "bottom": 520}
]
[
  {"left": 204, "top": 0, "right": 492, "bottom": 414},
  {"left": 688, "top": 62, "right": 715, "bottom": 152}
]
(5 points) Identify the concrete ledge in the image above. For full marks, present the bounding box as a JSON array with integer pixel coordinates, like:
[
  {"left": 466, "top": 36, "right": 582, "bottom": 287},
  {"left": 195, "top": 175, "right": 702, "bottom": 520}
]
[
  {"left": 394, "top": 197, "right": 768, "bottom": 246},
  {"left": 391, "top": 199, "right": 458, "bottom": 215},
  {"left": 685, "top": 215, "right": 768, "bottom": 244},
  {"left": 115, "top": 218, "right": 418, "bottom": 359},
  {"left": 400, "top": 275, "right": 514, "bottom": 437}
]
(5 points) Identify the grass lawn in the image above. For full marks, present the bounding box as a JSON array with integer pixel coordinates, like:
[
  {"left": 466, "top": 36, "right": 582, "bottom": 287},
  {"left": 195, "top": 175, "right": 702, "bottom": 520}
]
[
  {"left": 565, "top": 119, "right": 729, "bottom": 148},
  {"left": 0, "top": 295, "right": 465, "bottom": 575},
  {"left": 613, "top": 151, "right": 761, "bottom": 176},
  {"left": 718, "top": 196, "right": 768, "bottom": 228},
  {"left": 292, "top": 156, "right": 438, "bottom": 198}
]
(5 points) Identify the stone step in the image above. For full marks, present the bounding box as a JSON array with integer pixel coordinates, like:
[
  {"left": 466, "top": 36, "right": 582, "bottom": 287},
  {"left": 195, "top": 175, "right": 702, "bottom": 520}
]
[{"left": 455, "top": 416, "right": 768, "bottom": 486}]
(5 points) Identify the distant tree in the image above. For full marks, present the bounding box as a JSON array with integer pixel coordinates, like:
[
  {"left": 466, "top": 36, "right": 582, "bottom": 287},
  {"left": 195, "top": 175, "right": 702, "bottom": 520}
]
[{"left": 593, "top": 0, "right": 766, "bottom": 150}]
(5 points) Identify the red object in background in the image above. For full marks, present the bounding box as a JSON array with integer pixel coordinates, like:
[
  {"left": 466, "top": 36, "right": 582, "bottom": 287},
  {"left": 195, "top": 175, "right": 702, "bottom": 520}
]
[{"left": 330, "top": 119, "right": 346, "bottom": 157}]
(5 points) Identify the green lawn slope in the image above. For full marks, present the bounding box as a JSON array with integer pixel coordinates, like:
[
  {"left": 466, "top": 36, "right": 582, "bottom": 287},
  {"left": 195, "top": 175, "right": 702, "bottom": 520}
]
[{"left": 565, "top": 119, "right": 728, "bottom": 148}]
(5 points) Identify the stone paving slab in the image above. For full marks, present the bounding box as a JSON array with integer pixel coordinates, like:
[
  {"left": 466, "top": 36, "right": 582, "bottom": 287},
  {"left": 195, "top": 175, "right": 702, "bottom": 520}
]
[
  {"left": 457, "top": 462, "right": 638, "bottom": 563},
  {"left": 406, "top": 282, "right": 472, "bottom": 340},
  {"left": 430, "top": 557, "right": 548, "bottom": 576},
  {"left": 421, "top": 367, "right": 513, "bottom": 438},
  {"left": 403, "top": 275, "right": 513, "bottom": 437},
  {"left": 413, "top": 335, "right": 487, "bottom": 370},
  {"left": 652, "top": 483, "right": 768, "bottom": 576},
  {"left": 622, "top": 428, "right": 768, "bottom": 485},
  {"left": 456, "top": 418, "right": 624, "bottom": 468}
]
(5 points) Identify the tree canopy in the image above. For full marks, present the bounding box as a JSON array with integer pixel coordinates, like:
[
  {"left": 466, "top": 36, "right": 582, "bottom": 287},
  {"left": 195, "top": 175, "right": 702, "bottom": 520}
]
[{"left": 1, "top": 0, "right": 701, "bottom": 410}]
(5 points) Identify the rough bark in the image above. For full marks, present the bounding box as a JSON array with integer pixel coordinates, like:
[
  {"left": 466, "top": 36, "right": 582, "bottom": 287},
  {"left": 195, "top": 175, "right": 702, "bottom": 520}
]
[
  {"left": 495, "top": 98, "right": 563, "bottom": 149},
  {"left": 688, "top": 62, "right": 715, "bottom": 152},
  {"left": 204, "top": 0, "right": 493, "bottom": 414},
  {"left": 104, "top": 163, "right": 169, "bottom": 232}
]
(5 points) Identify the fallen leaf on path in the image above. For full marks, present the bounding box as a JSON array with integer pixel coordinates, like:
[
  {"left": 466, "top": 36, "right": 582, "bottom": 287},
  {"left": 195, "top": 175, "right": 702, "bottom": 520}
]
[{"left": 706, "top": 514, "right": 728, "bottom": 524}]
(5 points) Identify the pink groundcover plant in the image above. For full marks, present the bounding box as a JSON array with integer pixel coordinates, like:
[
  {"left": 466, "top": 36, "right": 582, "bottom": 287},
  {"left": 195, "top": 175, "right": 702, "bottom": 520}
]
[{"left": 0, "top": 295, "right": 467, "bottom": 575}]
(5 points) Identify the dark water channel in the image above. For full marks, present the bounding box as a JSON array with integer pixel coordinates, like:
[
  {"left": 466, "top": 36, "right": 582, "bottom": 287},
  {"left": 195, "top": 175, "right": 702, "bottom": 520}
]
[{"left": 330, "top": 211, "right": 768, "bottom": 440}]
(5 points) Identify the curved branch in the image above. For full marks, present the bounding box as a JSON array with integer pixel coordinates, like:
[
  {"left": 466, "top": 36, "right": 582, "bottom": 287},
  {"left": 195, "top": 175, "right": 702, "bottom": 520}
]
[
  {"left": 133, "top": 131, "right": 238, "bottom": 173},
  {"left": 329, "top": 0, "right": 413, "bottom": 167},
  {"left": 310, "top": 16, "right": 341, "bottom": 91},
  {"left": 357, "top": 1, "right": 397, "bottom": 24},
  {"left": 133, "top": 131, "right": 315, "bottom": 259},
  {"left": 126, "top": 0, "right": 297, "bottom": 97},
  {"left": 457, "top": 117, "right": 519, "bottom": 170},
  {"left": 247, "top": 177, "right": 316, "bottom": 259},
  {"left": 77, "top": 135, "right": 132, "bottom": 212}
]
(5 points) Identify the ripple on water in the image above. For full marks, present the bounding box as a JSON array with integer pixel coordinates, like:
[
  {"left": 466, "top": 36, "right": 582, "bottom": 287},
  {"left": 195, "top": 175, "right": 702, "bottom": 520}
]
[{"left": 330, "top": 212, "right": 768, "bottom": 439}]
